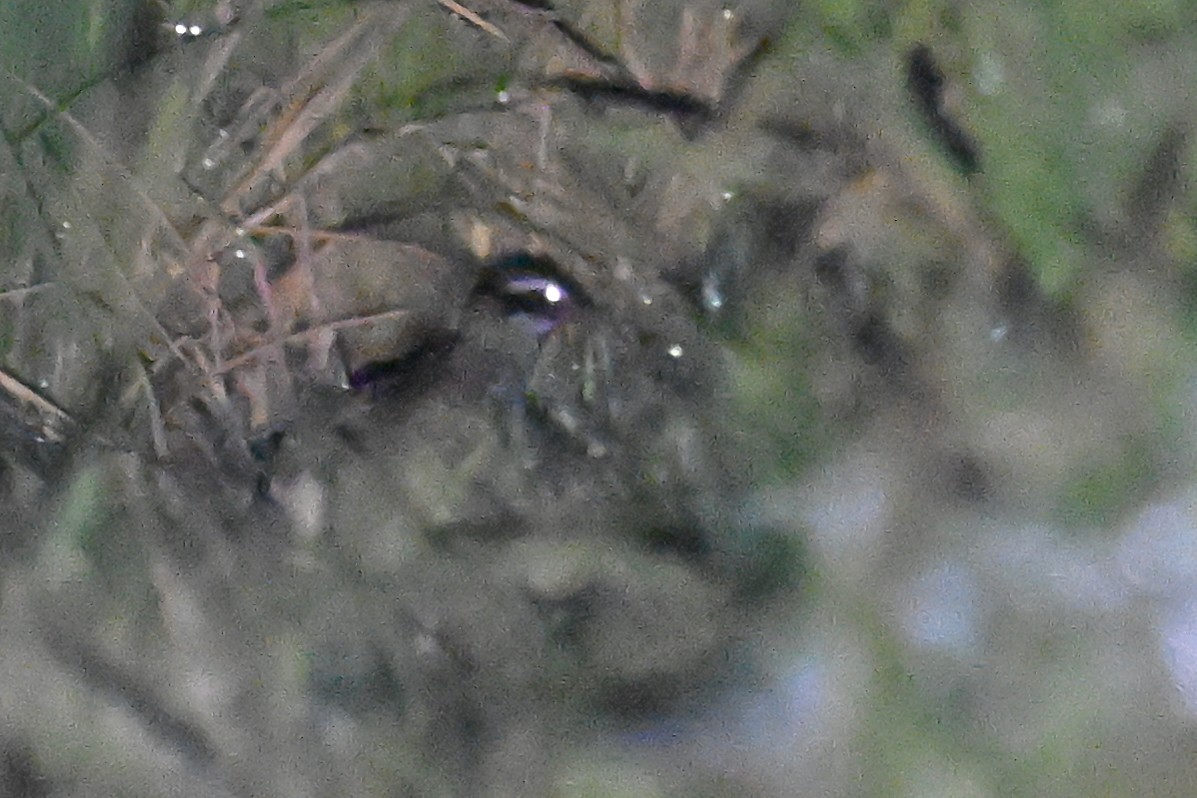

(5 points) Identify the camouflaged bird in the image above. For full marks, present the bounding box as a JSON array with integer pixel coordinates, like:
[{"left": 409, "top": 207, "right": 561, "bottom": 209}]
[{"left": 0, "top": 2, "right": 1002, "bottom": 796}]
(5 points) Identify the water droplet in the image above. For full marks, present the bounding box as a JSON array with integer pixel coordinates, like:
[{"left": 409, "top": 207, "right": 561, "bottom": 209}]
[{"left": 701, "top": 274, "right": 725, "bottom": 312}]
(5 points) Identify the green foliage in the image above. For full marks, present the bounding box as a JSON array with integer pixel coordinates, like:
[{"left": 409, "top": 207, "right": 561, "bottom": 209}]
[
  {"left": 793, "top": 0, "right": 1197, "bottom": 300},
  {"left": 730, "top": 300, "right": 841, "bottom": 481},
  {"left": 1053, "top": 437, "right": 1157, "bottom": 529}
]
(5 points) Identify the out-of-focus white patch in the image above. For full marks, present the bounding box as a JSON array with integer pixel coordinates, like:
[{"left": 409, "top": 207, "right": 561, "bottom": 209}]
[
  {"left": 974, "top": 51, "right": 1005, "bottom": 96},
  {"left": 281, "top": 471, "right": 326, "bottom": 543},
  {"left": 1119, "top": 491, "right": 1197, "bottom": 601},
  {"left": 317, "top": 706, "right": 360, "bottom": 758},
  {"left": 623, "top": 653, "right": 828, "bottom": 758},
  {"left": 986, "top": 522, "right": 1128, "bottom": 615},
  {"left": 1160, "top": 597, "right": 1197, "bottom": 714},
  {"left": 771, "top": 451, "right": 892, "bottom": 587},
  {"left": 652, "top": 625, "right": 873, "bottom": 793},
  {"left": 1090, "top": 97, "right": 1128, "bottom": 128},
  {"left": 731, "top": 655, "right": 827, "bottom": 748},
  {"left": 903, "top": 756, "right": 991, "bottom": 798},
  {"left": 1118, "top": 490, "right": 1197, "bottom": 716},
  {"left": 901, "top": 561, "right": 979, "bottom": 654}
]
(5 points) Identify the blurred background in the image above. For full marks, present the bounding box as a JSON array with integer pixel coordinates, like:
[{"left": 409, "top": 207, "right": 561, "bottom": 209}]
[{"left": 2, "top": 1, "right": 1197, "bottom": 796}]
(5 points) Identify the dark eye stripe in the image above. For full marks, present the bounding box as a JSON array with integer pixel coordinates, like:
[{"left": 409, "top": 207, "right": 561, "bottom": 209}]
[{"left": 345, "top": 329, "right": 459, "bottom": 394}]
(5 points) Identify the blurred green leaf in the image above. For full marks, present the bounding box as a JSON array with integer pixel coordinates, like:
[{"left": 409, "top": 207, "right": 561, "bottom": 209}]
[{"left": 1053, "top": 437, "right": 1157, "bottom": 528}]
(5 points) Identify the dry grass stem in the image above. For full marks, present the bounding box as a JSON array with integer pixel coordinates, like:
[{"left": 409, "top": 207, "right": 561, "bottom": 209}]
[
  {"left": 219, "top": 8, "right": 408, "bottom": 216},
  {"left": 212, "top": 308, "right": 414, "bottom": 375},
  {"left": 435, "top": 0, "right": 509, "bottom": 41}
]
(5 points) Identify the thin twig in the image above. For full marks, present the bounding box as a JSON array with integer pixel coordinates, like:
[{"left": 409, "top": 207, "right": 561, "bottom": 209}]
[
  {"left": 0, "top": 369, "right": 74, "bottom": 444},
  {"left": 212, "top": 308, "right": 414, "bottom": 375},
  {"left": 137, "top": 361, "right": 170, "bottom": 459},
  {"left": 0, "top": 283, "right": 54, "bottom": 301},
  {"left": 246, "top": 225, "right": 372, "bottom": 243},
  {"left": 219, "top": 6, "right": 411, "bottom": 216},
  {"left": 435, "top": 0, "right": 509, "bottom": 41}
]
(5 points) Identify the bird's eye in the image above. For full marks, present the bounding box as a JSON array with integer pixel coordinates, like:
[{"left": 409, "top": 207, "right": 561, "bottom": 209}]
[
  {"left": 498, "top": 274, "right": 569, "bottom": 311},
  {"left": 471, "top": 253, "right": 590, "bottom": 335}
]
